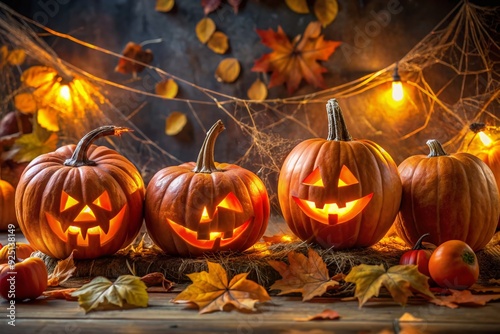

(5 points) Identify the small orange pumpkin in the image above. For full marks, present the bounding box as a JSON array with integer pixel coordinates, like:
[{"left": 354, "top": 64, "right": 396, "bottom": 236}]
[
  {"left": 475, "top": 140, "right": 500, "bottom": 229},
  {"left": 0, "top": 179, "right": 16, "bottom": 230},
  {"left": 0, "top": 242, "right": 36, "bottom": 263}
]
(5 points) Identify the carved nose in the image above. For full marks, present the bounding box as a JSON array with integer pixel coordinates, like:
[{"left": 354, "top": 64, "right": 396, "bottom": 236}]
[{"left": 74, "top": 205, "right": 96, "bottom": 222}]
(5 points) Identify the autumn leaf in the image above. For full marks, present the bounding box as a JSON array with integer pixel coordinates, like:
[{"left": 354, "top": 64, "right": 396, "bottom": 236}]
[
  {"left": 165, "top": 111, "right": 188, "bottom": 136},
  {"left": 314, "top": 0, "right": 339, "bottom": 27},
  {"left": 43, "top": 288, "right": 78, "bottom": 301},
  {"left": 247, "top": 78, "right": 268, "bottom": 101},
  {"left": 8, "top": 125, "right": 58, "bottom": 163},
  {"left": 252, "top": 21, "right": 341, "bottom": 94},
  {"left": 155, "top": 0, "right": 174, "bottom": 12},
  {"left": 173, "top": 261, "right": 271, "bottom": 314},
  {"left": 71, "top": 275, "right": 148, "bottom": 313},
  {"left": 268, "top": 248, "right": 341, "bottom": 301},
  {"left": 141, "top": 272, "right": 174, "bottom": 292},
  {"left": 155, "top": 79, "right": 178, "bottom": 98},
  {"left": 345, "top": 264, "right": 435, "bottom": 308},
  {"left": 215, "top": 58, "right": 240, "bottom": 83},
  {"left": 285, "top": 0, "right": 309, "bottom": 14},
  {"left": 47, "top": 251, "right": 76, "bottom": 287},
  {"left": 196, "top": 17, "right": 216, "bottom": 44},
  {"left": 0, "top": 46, "right": 26, "bottom": 67},
  {"left": 399, "top": 312, "right": 423, "bottom": 322},
  {"left": 207, "top": 31, "right": 229, "bottom": 54},
  {"left": 14, "top": 93, "right": 37, "bottom": 114},
  {"left": 294, "top": 309, "right": 341, "bottom": 321},
  {"left": 428, "top": 289, "right": 500, "bottom": 309},
  {"left": 115, "top": 42, "right": 154, "bottom": 75}
]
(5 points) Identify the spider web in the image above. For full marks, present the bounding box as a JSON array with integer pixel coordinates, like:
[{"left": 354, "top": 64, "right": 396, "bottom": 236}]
[{"left": 1, "top": 1, "right": 499, "bottom": 210}]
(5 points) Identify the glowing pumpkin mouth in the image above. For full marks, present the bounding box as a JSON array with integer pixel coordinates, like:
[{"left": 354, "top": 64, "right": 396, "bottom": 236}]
[
  {"left": 167, "top": 218, "right": 252, "bottom": 250},
  {"left": 45, "top": 205, "right": 127, "bottom": 247},
  {"left": 292, "top": 193, "right": 373, "bottom": 225}
]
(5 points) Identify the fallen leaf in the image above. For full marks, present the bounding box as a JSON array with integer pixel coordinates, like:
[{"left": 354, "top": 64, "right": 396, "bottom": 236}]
[
  {"left": 155, "top": 78, "right": 178, "bottom": 98},
  {"left": 215, "top": 58, "right": 240, "bottom": 83},
  {"left": 173, "top": 261, "right": 271, "bottom": 314},
  {"left": 247, "top": 78, "right": 268, "bottom": 101},
  {"left": 345, "top": 264, "right": 435, "bottom": 308},
  {"left": 47, "top": 251, "right": 76, "bottom": 287},
  {"left": 202, "top": 0, "right": 222, "bottom": 15},
  {"left": 10, "top": 126, "right": 58, "bottom": 163},
  {"left": 207, "top": 31, "right": 229, "bottom": 54},
  {"left": 165, "top": 111, "right": 187, "bottom": 136},
  {"left": 14, "top": 93, "right": 37, "bottom": 114},
  {"left": 286, "top": 0, "right": 309, "bottom": 14},
  {"left": 155, "top": 0, "right": 175, "bottom": 12},
  {"left": 43, "top": 288, "right": 78, "bottom": 301},
  {"left": 141, "top": 272, "right": 174, "bottom": 291},
  {"left": 6, "top": 49, "right": 26, "bottom": 66},
  {"left": 71, "top": 275, "right": 148, "bottom": 313},
  {"left": 268, "top": 248, "right": 340, "bottom": 301},
  {"left": 428, "top": 289, "right": 500, "bottom": 309},
  {"left": 115, "top": 42, "right": 154, "bottom": 75},
  {"left": 469, "top": 284, "right": 500, "bottom": 293},
  {"left": 314, "top": 0, "right": 339, "bottom": 27},
  {"left": 196, "top": 17, "right": 216, "bottom": 44},
  {"left": 294, "top": 309, "right": 340, "bottom": 321},
  {"left": 252, "top": 21, "right": 341, "bottom": 94},
  {"left": 399, "top": 312, "right": 423, "bottom": 322},
  {"left": 37, "top": 108, "right": 59, "bottom": 132}
]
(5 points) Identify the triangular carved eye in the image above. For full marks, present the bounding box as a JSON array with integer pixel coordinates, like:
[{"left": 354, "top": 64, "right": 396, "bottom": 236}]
[
  {"left": 93, "top": 191, "right": 112, "bottom": 211},
  {"left": 217, "top": 192, "right": 243, "bottom": 212},
  {"left": 302, "top": 167, "right": 324, "bottom": 187},
  {"left": 60, "top": 191, "right": 79, "bottom": 212},
  {"left": 338, "top": 165, "right": 359, "bottom": 187}
]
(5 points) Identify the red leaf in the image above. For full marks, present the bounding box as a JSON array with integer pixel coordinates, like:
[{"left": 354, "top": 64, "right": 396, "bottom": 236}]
[{"left": 115, "top": 42, "right": 154, "bottom": 75}]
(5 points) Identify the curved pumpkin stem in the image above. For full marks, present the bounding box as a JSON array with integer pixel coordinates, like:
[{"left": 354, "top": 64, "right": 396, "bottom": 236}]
[
  {"left": 193, "top": 120, "right": 225, "bottom": 173},
  {"left": 412, "top": 233, "right": 430, "bottom": 250},
  {"left": 326, "top": 98, "right": 352, "bottom": 141},
  {"left": 426, "top": 139, "right": 448, "bottom": 157},
  {"left": 64, "top": 125, "right": 132, "bottom": 167}
]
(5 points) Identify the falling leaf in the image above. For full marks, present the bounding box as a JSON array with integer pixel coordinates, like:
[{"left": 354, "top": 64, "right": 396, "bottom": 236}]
[
  {"left": 207, "top": 31, "right": 229, "bottom": 54},
  {"left": 247, "top": 78, "right": 268, "bottom": 101},
  {"left": 314, "top": 0, "right": 339, "bottom": 27},
  {"left": 43, "top": 288, "right": 78, "bottom": 301},
  {"left": 399, "top": 312, "right": 423, "bottom": 322},
  {"left": 202, "top": 0, "right": 222, "bottom": 15},
  {"left": 14, "top": 93, "right": 37, "bottom": 114},
  {"left": 6, "top": 49, "right": 26, "bottom": 66},
  {"left": 252, "top": 21, "right": 341, "bottom": 94},
  {"left": 10, "top": 126, "right": 58, "bottom": 163},
  {"left": 47, "top": 251, "right": 76, "bottom": 287},
  {"left": 294, "top": 309, "right": 341, "bottom": 321},
  {"left": 345, "top": 264, "right": 435, "bottom": 308},
  {"left": 155, "top": 0, "right": 174, "bottom": 12},
  {"left": 165, "top": 111, "right": 187, "bottom": 136},
  {"left": 173, "top": 261, "right": 271, "bottom": 314},
  {"left": 268, "top": 248, "right": 341, "bottom": 301},
  {"left": 37, "top": 108, "right": 59, "bottom": 132},
  {"left": 155, "top": 79, "right": 178, "bottom": 98},
  {"left": 141, "top": 272, "right": 174, "bottom": 291},
  {"left": 428, "top": 289, "right": 500, "bottom": 309},
  {"left": 285, "top": 0, "right": 310, "bottom": 14},
  {"left": 71, "top": 275, "right": 148, "bottom": 313},
  {"left": 115, "top": 42, "right": 154, "bottom": 75},
  {"left": 215, "top": 58, "right": 240, "bottom": 83},
  {"left": 196, "top": 17, "right": 216, "bottom": 44},
  {"left": 21, "top": 66, "right": 58, "bottom": 88}
]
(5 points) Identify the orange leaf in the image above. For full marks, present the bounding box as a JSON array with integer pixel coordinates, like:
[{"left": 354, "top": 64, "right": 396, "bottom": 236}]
[
  {"left": 428, "top": 289, "right": 500, "bottom": 309},
  {"left": 115, "top": 42, "right": 153, "bottom": 75},
  {"left": 247, "top": 78, "right": 268, "bottom": 101},
  {"left": 47, "top": 251, "right": 76, "bottom": 287},
  {"left": 155, "top": 0, "right": 175, "bottom": 12},
  {"left": 314, "top": 0, "right": 339, "bottom": 27},
  {"left": 196, "top": 18, "right": 216, "bottom": 44},
  {"left": 155, "top": 78, "right": 178, "bottom": 98},
  {"left": 43, "top": 288, "right": 78, "bottom": 301},
  {"left": 285, "top": 0, "right": 309, "bottom": 14},
  {"left": 215, "top": 58, "right": 240, "bottom": 83},
  {"left": 252, "top": 21, "right": 341, "bottom": 94},
  {"left": 172, "top": 261, "right": 271, "bottom": 314},
  {"left": 165, "top": 111, "right": 188, "bottom": 136},
  {"left": 268, "top": 248, "right": 340, "bottom": 301},
  {"left": 294, "top": 309, "right": 341, "bottom": 321},
  {"left": 140, "top": 272, "right": 174, "bottom": 291},
  {"left": 207, "top": 31, "right": 229, "bottom": 54}
]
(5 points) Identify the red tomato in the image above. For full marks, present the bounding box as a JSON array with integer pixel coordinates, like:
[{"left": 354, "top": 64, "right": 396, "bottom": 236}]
[
  {"left": 399, "top": 233, "right": 433, "bottom": 277},
  {"left": 428, "top": 240, "right": 479, "bottom": 290}
]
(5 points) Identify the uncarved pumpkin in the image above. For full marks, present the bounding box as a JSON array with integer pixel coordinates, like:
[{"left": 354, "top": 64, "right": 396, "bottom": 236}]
[
  {"left": 475, "top": 141, "right": 500, "bottom": 229},
  {"left": 395, "top": 139, "right": 499, "bottom": 251},
  {"left": 15, "top": 126, "right": 145, "bottom": 259},
  {"left": 0, "top": 179, "right": 17, "bottom": 230},
  {"left": 278, "top": 99, "right": 402, "bottom": 249},
  {"left": 145, "top": 120, "right": 270, "bottom": 257}
]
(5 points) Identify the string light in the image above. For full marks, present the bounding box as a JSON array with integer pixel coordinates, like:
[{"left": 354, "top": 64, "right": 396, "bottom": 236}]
[
  {"left": 391, "top": 62, "right": 404, "bottom": 102},
  {"left": 469, "top": 122, "right": 499, "bottom": 147}
]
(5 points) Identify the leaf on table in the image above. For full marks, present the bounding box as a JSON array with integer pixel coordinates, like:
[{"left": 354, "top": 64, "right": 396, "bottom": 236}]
[
  {"left": 71, "top": 275, "right": 149, "bottom": 313},
  {"left": 247, "top": 78, "right": 268, "bottom": 101},
  {"left": 399, "top": 312, "right": 423, "bottom": 322},
  {"left": 345, "top": 264, "right": 435, "bottom": 308},
  {"left": 215, "top": 58, "right": 240, "bottom": 83},
  {"left": 165, "top": 111, "right": 188, "bottom": 136},
  {"left": 268, "top": 248, "right": 341, "bottom": 301},
  {"left": 314, "top": 0, "right": 339, "bottom": 27},
  {"left": 469, "top": 284, "right": 500, "bottom": 293},
  {"left": 252, "top": 21, "right": 341, "bottom": 94},
  {"left": 155, "top": 78, "right": 178, "bottom": 98},
  {"left": 207, "top": 31, "right": 229, "bottom": 54},
  {"left": 47, "top": 251, "right": 76, "bottom": 287},
  {"left": 9, "top": 126, "right": 58, "bottom": 163},
  {"left": 196, "top": 17, "right": 216, "bottom": 44},
  {"left": 285, "top": 0, "right": 309, "bottom": 14},
  {"left": 155, "top": 0, "right": 175, "bottom": 12},
  {"left": 141, "top": 272, "right": 174, "bottom": 291},
  {"left": 428, "top": 289, "right": 500, "bottom": 309},
  {"left": 43, "top": 288, "right": 78, "bottom": 301},
  {"left": 294, "top": 309, "right": 341, "bottom": 321},
  {"left": 115, "top": 42, "right": 154, "bottom": 75},
  {"left": 14, "top": 93, "right": 37, "bottom": 114},
  {"left": 202, "top": 0, "right": 222, "bottom": 15},
  {"left": 172, "top": 261, "right": 271, "bottom": 314}
]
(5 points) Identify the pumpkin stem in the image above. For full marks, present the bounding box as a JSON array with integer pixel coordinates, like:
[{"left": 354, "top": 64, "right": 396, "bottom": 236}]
[
  {"left": 412, "top": 233, "right": 430, "bottom": 250},
  {"left": 193, "top": 120, "right": 225, "bottom": 173},
  {"left": 426, "top": 139, "right": 448, "bottom": 157},
  {"left": 326, "top": 99, "right": 352, "bottom": 141},
  {"left": 64, "top": 125, "right": 132, "bottom": 167}
]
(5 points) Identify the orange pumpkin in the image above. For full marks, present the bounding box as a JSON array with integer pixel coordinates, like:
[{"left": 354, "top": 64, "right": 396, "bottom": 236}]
[
  {"left": 0, "top": 179, "right": 16, "bottom": 230},
  {"left": 278, "top": 99, "right": 402, "bottom": 249},
  {"left": 145, "top": 120, "right": 270, "bottom": 257},
  {"left": 15, "top": 126, "right": 145, "bottom": 259},
  {"left": 395, "top": 139, "right": 499, "bottom": 251},
  {"left": 475, "top": 141, "right": 500, "bottom": 229},
  {"left": 0, "top": 242, "right": 36, "bottom": 263}
]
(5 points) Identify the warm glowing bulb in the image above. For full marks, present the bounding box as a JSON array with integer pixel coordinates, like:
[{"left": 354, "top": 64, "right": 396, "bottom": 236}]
[
  {"left": 479, "top": 131, "right": 493, "bottom": 147},
  {"left": 59, "top": 84, "right": 71, "bottom": 101},
  {"left": 392, "top": 80, "right": 404, "bottom": 102}
]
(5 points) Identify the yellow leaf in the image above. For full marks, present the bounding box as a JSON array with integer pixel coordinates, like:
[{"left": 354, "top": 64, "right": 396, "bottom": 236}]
[
  {"left": 268, "top": 248, "right": 341, "bottom": 301},
  {"left": 173, "top": 261, "right": 271, "bottom": 314},
  {"left": 196, "top": 17, "right": 216, "bottom": 44},
  {"left": 285, "top": 0, "right": 310, "bottom": 14},
  {"left": 345, "top": 264, "right": 435, "bottom": 308},
  {"left": 215, "top": 58, "right": 240, "bottom": 83},
  {"left": 12, "top": 127, "right": 58, "bottom": 163},
  {"left": 14, "top": 93, "right": 37, "bottom": 114},
  {"left": 399, "top": 312, "right": 423, "bottom": 322},
  {"left": 37, "top": 108, "right": 60, "bottom": 132},
  {"left": 71, "top": 275, "right": 148, "bottom": 313},
  {"left": 7, "top": 49, "right": 26, "bottom": 66},
  {"left": 207, "top": 31, "right": 229, "bottom": 54},
  {"left": 165, "top": 111, "right": 187, "bottom": 136},
  {"left": 155, "top": 78, "right": 178, "bottom": 98},
  {"left": 314, "top": 0, "right": 339, "bottom": 27},
  {"left": 155, "top": 0, "right": 174, "bottom": 12},
  {"left": 247, "top": 78, "right": 268, "bottom": 101},
  {"left": 47, "top": 251, "right": 76, "bottom": 287},
  {"left": 21, "top": 66, "right": 58, "bottom": 88}
]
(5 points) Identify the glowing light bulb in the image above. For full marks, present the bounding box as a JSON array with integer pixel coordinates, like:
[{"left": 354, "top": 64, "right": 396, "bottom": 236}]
[
  {"left": 59, "top": 84, "right": 71, "bottom": 101},
  {"left": 479, "top": 131, "right": 493, "bottom": 147},
  {"left": 391, "top": 62, "right": 404, "bottom": 102}
]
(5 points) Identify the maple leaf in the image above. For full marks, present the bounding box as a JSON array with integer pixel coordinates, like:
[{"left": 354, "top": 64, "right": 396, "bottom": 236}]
[
  {"left": 428, "top": 289, "right": 500, "bottom": 309},
  {"left": 6, "top": 124, "right": 58, "bottom": 163},
  {"left": 71, "top": 275, "right": 148, "bottom": 313},
  {"left": 345, "top": 264, "right": 435, "bottom": 308},
  {"left": 252, "top": 21, "right": 341, "bottom": 94},
  {"left": 268, "top": 248, "right": 341, "bottom": 301},
  {"left": 173, "top": 261, "right": 271, "bottom": 314},
  {"left": 47, "top": 251, "right": 77, "bottom": 287}
]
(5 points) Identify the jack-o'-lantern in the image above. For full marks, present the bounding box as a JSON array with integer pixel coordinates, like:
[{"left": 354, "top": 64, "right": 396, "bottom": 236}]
[
  {"left": 145, "top": 120, "right": 270, "bottom": 257},
  {"left": 15, "top": 126, "right": 145, "bottom": 259},
  {"left": 278, "top": 99, "right": 402, "bottom": 249}
]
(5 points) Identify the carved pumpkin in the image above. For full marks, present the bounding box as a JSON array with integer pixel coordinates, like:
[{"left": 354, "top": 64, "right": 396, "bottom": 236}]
[
  {"left": 145, "top": 120, "right": 270, "bottom": 257},
  {"left": 395, "top": 139, "right": 499, "bottom": 251},
  {"left": 15, "top": 126, "right": 145, "bottom": 259},
  {"left": 278, "top": 99, "right": 402, "bottom": 249},
  {"left": 0, "top": 179, "right": 17, "bottom": 230},
  {"left": 475, "top": 141, "right": 500, "bottom": 229}
]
